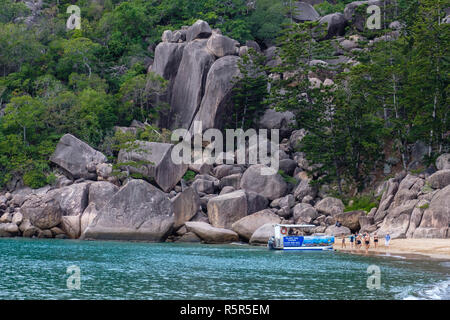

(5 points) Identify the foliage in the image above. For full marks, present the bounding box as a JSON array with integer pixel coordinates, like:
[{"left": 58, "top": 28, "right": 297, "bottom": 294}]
[
  {"left": 183, "top": 170, "right": 197, "bottom": 182},
  {"left": 344, "top": 195, "right": 378, "bottom": 213}
]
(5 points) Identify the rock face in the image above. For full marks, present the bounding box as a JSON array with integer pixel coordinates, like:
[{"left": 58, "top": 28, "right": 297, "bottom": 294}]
[
  {"left": 170, "top": 39, "right": 215, "bottom": 129},
  {"left": 240, "top": 165, "right": 288, "bottom": 201},
  {"left": 190, "top": 56, "right": 241, "bottom": 131},
  {"left": 413, "top": 185, "right": 450, "bottom": 238},
  {"left": 50, "top": 134, "right": 107, "bottom": 180},
  {"left": 82, "top": 180, "right": 174, "bottom": 241},
  {"left": 231, "top": 209, "right": 281, "bottom": 241},
  {"left": 118, "top": 141, "right": 188, "bottom": 192},
  {"left": 171, "top": 187, "right": 200, "bottom": 229},
  {"left": 207, "top": 190, "right": 248, "bottom": 229},
  {"left": 185, "top": 221, "right": 238, "bottom": 243},
  {"left": 259, "top": 109, "right": 295, "bottom": 137}
]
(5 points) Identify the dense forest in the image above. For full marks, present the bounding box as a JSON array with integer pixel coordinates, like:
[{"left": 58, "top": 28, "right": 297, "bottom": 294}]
[{"left": 0, "top": 0, "right": 448, "bottom": 199}]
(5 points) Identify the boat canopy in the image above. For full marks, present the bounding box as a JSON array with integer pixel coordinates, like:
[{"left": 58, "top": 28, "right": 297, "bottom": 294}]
[{"left": 275, "top": 224, "right": 316, "bottom": 228}]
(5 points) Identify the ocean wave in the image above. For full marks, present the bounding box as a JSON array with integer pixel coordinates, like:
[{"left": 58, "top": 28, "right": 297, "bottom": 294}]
[{"left": 401, "top": 279, "right": 450, "bottom": 300}]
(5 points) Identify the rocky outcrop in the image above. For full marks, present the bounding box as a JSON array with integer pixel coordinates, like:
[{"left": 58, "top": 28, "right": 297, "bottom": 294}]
[
  {"left": 185, "top": 221, "right": 238, "bottom": 243},
  {"left": 293, "top": 203, "right": 318, "bottom": 224},
  {"left": 82, "top": 180, "right": 174, "bottom": 241},
  {"left": 436, "top": 154, "right": 450, "bottom": 170},
  {"left": 118, "top": 141, "right": 188, "bottom": 192},
  {"left": 334, "top": 210, "right": 364, "bottom": 232},
  {"left": 50, "top": 134, "right": 107, "bottom": 180},
  {"left": 151, "top": 42, "right": 186, "bottom": 81},
  {"left": 325, "top": 225, "right": 351, "bottom": 237},
  {"left": 231, "top": 209, "right": 281, "bottom": 241}
]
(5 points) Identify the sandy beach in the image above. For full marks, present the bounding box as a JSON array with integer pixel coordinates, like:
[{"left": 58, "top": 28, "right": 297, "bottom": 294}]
[{"left": 334, "top": 238, "right": 450, "bottom": 260}]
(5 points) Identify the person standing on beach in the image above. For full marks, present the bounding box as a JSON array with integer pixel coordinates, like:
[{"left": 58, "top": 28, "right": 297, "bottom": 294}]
[
  {"left": 364, "top": 233, "right": 370, "bottom": 254},
  {"left": 385, "top": 234, "right": 391, "bottom": 247},
  {"left": 356, "top": 234, "right": 361, "bottom": 250},
  {"left": 341, "top": 236, "right": 346, "bottom": 248},
  {"left": 373, "top": 234, "right": 379, "bottom": 249},
  {"left": 350, "top": 234, "right": 355, "bottom": 249}
]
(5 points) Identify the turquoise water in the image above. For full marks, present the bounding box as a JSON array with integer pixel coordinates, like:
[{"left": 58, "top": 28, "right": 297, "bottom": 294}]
[{"left": 0, "top": 238, "right": 449, "bottom": 300}]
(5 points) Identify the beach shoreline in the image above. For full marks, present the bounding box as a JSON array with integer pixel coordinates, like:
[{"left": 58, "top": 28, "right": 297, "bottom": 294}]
[{"left": 333, "top": 238, "right": 450, "bottom": 261}]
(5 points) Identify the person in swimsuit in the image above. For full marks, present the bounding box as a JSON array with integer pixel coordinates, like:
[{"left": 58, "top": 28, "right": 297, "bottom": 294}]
[
  {"left": 341, "top": 236, "right": 346, "bottom": 248},
  {"left": 350, "top": 234, "right": 355, "bottom": 249},
  {"left": 385, "top": 233, "right": 391, "bottom": 247},
  {"left": 373, "top": 234, "right": 379, "bottom": 249},
  {"left": 364, "top": 233, "right": 370, "bottom": 254},
  {"left": 356, "top": 234, "right": 362, "bottom": 250}
]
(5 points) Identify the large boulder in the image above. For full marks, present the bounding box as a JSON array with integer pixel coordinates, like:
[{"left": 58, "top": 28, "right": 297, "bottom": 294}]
[
  {"left": 206, "top": 33, "right": 239, "bottom": 57},
  {"left": 45, "top": 182, "right": 90, "bottom": 217},
  {"left": 171, "top": 187, "right": 200, "bottom": 229},
  {"left": 240, "top": 165, "right": 288, "bottom": 201},
  {"left": 50, "top": 134, "right": 107, "bottom": 180},
  {"left": 374, "top": 178, "right": 398, "bottom": 222},
  {"left": 436, "top": 154, "right": 450, "bottom": 170},
  {"left": 376, "top": 200, "right": 418, "bottom": 239},
  {"left": 426, "top": 170, "right": 450, "bottom": 189},
  {"left": 170, "top": 39, "right": 215, "bottom": 129},
  {"left": 325, "top": 225, "right": 351, "bottom": 237},
  {"left": 250, "top": 223, "right": 276, "bottom": 245},
  {"left": 293, "top": 179, "right": 317, "bottom": 201},
  {"left": 190, "top": 56, "right": 241, "bottom": 131},
  {"left": 185, "top": 221, "right": 239, "bottom": 243},
  {"left": 413, "top": 185, "right": 450, "bottom": 238},
  {"left": 118, "top": 141, "right": 188, "bottom": 192},
  {"left": 82, "top": 180, "right": 174, "bottom": 241},
  {"left": 0, "top": 223, "right": 19, "bottom": 237},
  {"left": 231, "top": 209, "right": 281, "bottom": 241},
  {"left": 80, "top": 181, "right": 119, "bottom": 234},
  {"left": 207, "top": 190, "right": 248, "bottom": 229},
  {"left": 334, "top": 210, "right": 364, "bottom": 232},
  {"left": 316, "top": 13, "right": 347, "bottom": 39},
  {"left": 186, "top": 20, "right": 212, "bottom": 42},
  {"left": 315, "top": 197, "right": 345, "bottom": 216},
  {"left": 21, "top": 197, "right": 62, "bottom": 229},
  {"left": 292, "top": 2, "right": 320, "bottom": 22},
  {"left": 293, "top": 203, "right": 318, "bottom": 224},
  {"left": 259, "top": 109, "right": 295, "bottom": 137},
  {"left": 245, "top": 191, "right": 269, "bottom": 214}
]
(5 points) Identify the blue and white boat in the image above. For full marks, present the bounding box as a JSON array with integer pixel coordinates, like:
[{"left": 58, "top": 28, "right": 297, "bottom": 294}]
[{"left": 268, "top": 224, "right": 335, "bottom": 251}]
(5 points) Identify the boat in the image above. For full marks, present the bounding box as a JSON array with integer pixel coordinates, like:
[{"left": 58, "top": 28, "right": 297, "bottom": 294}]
[{"left": 268, "top": 224, "right": 335, "bottom": 251}]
